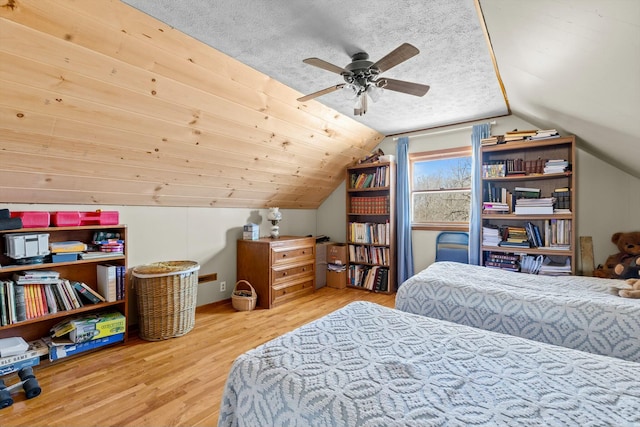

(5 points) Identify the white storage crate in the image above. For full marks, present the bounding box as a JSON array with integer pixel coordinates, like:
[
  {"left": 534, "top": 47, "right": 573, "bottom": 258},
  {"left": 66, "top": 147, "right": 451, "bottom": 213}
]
[{"left": 4, "top": 233, "right": 50, "bottom": 259}]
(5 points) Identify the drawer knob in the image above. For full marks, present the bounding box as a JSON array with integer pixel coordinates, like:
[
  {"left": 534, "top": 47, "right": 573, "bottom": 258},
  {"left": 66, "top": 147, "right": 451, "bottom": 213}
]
[
  {"left": 282, "top": 254, "right": 287, "bottom": 258},
  {"left": 282, "top": 272, "right": 287, "bottom": 276},
  {"left": 302, "top": 267, "right": 306, "bottom": 271}
]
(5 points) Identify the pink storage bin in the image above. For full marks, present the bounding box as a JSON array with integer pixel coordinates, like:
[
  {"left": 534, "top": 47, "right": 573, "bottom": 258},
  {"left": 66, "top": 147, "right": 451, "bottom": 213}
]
[
  {"left": 51, "top": 211, "right": 119, "bottom": 226},
  {"left": 10, "top": 211, "right": 50, "bottom": 228},
  {"left": 51, "top": 211, "right": 81, "bottom": 226},
  {"left": 79, "top": 211, "right": 119, "bottom": 225}
]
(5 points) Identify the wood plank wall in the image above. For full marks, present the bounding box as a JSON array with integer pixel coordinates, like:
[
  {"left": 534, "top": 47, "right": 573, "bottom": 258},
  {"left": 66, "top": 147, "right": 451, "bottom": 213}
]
[{"left": 0, "top": 0, "right": 384, "bottom": 208}]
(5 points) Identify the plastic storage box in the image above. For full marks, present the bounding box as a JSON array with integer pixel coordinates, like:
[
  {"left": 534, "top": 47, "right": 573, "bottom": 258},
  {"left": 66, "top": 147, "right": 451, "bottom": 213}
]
[
  {"left": 10, "top": 211, "right": 50, "bottom": 228},
  {"left": 4, "top": 233, "right": 50, "bottom": 259},
  {"left": 51, "top": 211, "right": 119, "bottom": 227}
]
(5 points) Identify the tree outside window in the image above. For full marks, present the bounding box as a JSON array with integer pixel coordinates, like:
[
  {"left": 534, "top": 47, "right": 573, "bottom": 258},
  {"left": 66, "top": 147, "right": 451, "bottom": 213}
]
[{"left": 410, "top": 147, "right": 471, "bottom": 230}]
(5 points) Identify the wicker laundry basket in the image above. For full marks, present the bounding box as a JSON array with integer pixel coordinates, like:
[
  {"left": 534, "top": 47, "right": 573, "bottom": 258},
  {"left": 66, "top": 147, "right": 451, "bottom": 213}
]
[
  {"left": 132, "top": 260, "right": 200, "bottom": 341},
  {"left": 232, "top": 280, "right": 257, "bottom": 311}
]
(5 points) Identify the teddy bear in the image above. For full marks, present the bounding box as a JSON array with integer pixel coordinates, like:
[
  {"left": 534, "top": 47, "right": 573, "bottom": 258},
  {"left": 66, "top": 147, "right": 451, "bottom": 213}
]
[
  {"left": 619, "top": 278, "right": 640, "bottom": 298},
  {"left": 594, "top": 231, "right": 640, "bottom": 279}
]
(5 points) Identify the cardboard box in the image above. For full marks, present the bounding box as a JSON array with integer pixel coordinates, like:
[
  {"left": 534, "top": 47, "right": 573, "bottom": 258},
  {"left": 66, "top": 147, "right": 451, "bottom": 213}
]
[
  {"left": 327, "top": 243, "right": 347, "bottom": 265},
  {"left": 51, "top": 312, "right": 126, "bottom": 344},
  {"left": 327, "top": 270, "right": 347, "bottom": 289},
  {"left": 46, "top": 333, "right": 125, "bottom": 361}
]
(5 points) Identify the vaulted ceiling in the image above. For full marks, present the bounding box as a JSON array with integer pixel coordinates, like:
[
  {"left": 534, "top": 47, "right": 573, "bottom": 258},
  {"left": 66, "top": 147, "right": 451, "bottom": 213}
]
[{"left": 0, "top": 0, "right": 638, "bottom": 210}]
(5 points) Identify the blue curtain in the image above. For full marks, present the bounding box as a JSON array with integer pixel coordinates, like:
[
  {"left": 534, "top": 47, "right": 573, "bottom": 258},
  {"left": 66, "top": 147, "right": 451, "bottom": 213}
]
[
  {"left": 396, "top": 137, "right": 414, "bottom": 287},
  {"left": 469, "top": 123, "right": 491, "bottom": 264}
]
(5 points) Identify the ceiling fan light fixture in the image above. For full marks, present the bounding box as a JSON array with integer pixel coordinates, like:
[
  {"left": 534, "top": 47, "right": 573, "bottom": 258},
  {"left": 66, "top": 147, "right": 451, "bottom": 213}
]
[
  {"left": 366, "top": 84, "right": 382, "bottom": 103},
  {"left": 342, "top": 83, "right": 359, "bottom": 100}
]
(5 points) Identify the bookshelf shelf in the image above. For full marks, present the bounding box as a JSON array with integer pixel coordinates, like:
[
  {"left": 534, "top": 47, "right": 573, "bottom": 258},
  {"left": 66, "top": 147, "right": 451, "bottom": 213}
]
[
  {"left": 481, "top": 136, "right": 576, "bottom": 274},
  {"left": 0, "top": 224, "right": 129, "bottom": 354},
  {"left": 346, "top": 161, "right": 396, "bottom": 293}
]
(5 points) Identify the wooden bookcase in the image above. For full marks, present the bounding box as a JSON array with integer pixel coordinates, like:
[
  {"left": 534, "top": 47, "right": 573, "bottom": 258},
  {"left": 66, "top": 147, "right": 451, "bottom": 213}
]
[
  {"left": 346, "top": 162, "right": 396, "bottom": 293},
  {"left": 0, "top": 225, "right": 128, "bottom": 347},
  {"left": 480, "top": 136, "right": 576, "bottom": 274}
]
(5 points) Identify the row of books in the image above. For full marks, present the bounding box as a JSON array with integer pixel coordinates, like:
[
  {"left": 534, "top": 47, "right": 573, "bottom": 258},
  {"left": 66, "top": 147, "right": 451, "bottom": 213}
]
[
  {"left": 0, "top": 279, "right": 106, "bottom": 326},
  {"left": 347, "top": 265, "right": 389, "bottom": 292},
  {"left": 348, "top": 244, "right": 390, "bottom": 266},
  {"left": 349, "top": 195, "right": 389, "bottom": 215},
  {"left": 484, "top": 184, "right": 571, "bottom": 215},
  {"left": 349, "top": 166, "right": 390, "bottom": 189},
  {"left": 97, "top": 264, "right": 126, "bottom": 302},
  {"left": 348, "top": 222, "right": 390, "bottom": 245},
  {"left": 482, "top": 159, "right": 547, "bottom": 177},
  {"left": 483, "top": 220, "right": 571, "bottom": 249}
]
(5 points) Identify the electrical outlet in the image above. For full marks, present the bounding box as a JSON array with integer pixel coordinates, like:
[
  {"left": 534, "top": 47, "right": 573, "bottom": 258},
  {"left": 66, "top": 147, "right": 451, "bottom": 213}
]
[{"left": 220, "top": 281, "right": 226, "bottom": 292}]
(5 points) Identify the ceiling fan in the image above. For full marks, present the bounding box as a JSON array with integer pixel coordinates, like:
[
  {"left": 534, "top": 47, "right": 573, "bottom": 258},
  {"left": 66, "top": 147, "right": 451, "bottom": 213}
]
[{"left": 297, "top": 43, "right": 430, "bottom": 116}]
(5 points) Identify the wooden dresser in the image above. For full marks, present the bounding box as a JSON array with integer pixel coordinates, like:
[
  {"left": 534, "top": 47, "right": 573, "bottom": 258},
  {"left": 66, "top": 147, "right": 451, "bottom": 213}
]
[{"left": 237, "top": 236, "right": 316, "bottom": 309}]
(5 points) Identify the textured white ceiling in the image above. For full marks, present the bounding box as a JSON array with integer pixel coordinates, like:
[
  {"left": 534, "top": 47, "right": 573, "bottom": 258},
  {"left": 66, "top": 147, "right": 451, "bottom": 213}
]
[{"left": 122, "top": 0, "right": 508, "bottom": 136}]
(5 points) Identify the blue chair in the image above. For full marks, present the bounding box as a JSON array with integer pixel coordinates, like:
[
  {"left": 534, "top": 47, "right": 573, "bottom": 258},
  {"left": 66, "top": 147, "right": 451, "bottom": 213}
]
[{"left": 435, "top": 232, "right": 469, "bottom": 264}]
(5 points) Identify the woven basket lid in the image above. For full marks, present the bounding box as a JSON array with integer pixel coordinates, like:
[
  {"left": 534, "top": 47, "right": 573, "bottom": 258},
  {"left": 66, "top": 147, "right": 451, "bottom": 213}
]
[{"left": 132, "top": 260, "right": 200, "bottom": 278}]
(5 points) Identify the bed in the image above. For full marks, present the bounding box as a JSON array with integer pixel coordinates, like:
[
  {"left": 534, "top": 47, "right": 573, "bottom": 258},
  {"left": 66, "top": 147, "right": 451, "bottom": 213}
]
[
  {"left": 218, "top": 301, "right": 640, "bottom": 427},
  {"left": 395, "top": 261, "right": 640, "bottom": 362}
]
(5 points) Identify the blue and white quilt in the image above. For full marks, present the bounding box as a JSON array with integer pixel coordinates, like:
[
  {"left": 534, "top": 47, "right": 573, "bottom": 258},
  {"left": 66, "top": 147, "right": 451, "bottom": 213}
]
[
  {"left": 396, "top": 261, "right": 640, "bottom": 362},
  {"left": 218, "top": 301, "right": 640, "bottom": 427}
]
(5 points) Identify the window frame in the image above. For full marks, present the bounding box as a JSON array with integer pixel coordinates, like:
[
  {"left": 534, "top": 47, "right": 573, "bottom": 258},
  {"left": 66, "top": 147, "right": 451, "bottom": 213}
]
[{"left": 409, "top": 146, "right": 472, "bottom": 231}]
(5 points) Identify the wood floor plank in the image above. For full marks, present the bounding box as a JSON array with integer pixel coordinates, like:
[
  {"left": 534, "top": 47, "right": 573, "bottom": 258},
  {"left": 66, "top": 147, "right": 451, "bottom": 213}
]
[{"left": 1, "top": 287, "right": 395, "bottom": 427}]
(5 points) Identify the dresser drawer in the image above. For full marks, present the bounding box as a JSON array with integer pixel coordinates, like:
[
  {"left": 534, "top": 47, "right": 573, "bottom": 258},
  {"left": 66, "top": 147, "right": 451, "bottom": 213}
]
[
  {"left": 271, "top": 245, "right": 314, "bottom": 265},
  {"left": 272, "top": 261, "right": 315, "bottom": 284},
  {"left": 271, "top": 277, "right": 314, "bottom": 306}
]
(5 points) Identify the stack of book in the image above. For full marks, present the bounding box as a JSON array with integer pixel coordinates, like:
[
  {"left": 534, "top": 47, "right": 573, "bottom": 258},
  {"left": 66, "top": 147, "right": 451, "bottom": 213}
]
[
  {"left": 49, "top": 240, "right": 87, "bottom": 262},
  {"left": 482, "top": 225, "right": 502, "bottom": 247},
  {"left": 498, "top": 226, "right": 531, "bottom": 248},
  {"left": 483, "top": 201, "right": 509, "bottom": 214},
  {"left": 515, "top": 197, "right": 555, "bottom": 215},
  {"left": 484, "top": 253, "right": 520, "bottom": 272},
  {"left": 0, "top": 338, "right": 48, "bottom": 375},
  {"left": 480, "top": 135, "right": 505, "bottom": 145},
  {"left": 504, "top": 130, "right": 537, "bottom": 141},
  {"left": 530, "top": 129, "right": 559, "bottom": 140},
  {"left": 538, "top": 256, "right": 571, "bottom": 276},
  {"left": 543, "top": 159, "right": 569, "bottom": 174}
]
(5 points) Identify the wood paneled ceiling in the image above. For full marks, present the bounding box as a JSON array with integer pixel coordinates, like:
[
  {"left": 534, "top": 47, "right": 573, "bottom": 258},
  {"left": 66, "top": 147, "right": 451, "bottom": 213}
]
[{"left": 0, "top": 0, "right": 384, "bottom": 208}]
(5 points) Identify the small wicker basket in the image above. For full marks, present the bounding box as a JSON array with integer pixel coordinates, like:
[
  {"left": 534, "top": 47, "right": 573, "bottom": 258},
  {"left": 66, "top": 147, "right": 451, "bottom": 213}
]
[
  {"left": 232, "top": 280, "right": 257, "bottom": 311},
  {"left": 132, "top": 260, "right": 200, "bottom": 341}
]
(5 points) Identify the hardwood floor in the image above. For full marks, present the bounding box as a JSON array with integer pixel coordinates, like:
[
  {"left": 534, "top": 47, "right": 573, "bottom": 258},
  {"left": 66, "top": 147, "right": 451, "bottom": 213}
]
[{"left": 2, "top": 287, "right": 396, "bottom": 427}]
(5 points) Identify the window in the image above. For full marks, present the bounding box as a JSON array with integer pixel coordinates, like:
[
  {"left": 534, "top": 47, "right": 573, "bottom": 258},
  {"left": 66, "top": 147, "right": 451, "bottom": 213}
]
[{"left": 410, "top": 147, "right": 472, "bottom": 230}]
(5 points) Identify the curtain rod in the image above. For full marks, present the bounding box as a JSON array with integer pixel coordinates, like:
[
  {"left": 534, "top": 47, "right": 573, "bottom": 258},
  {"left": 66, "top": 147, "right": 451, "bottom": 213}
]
[{"left": 392, "top": 120, "right": 496, "bottom": 140}]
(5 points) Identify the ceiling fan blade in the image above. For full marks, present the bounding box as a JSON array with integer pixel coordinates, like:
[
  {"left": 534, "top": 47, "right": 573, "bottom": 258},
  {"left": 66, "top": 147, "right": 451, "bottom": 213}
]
[
  {"left": 297, "top": 83, "right": 346, "bottom": 102},
  {"left": 370, "top": 43, "right": 420, "bottom": 73},
  {"left": 381, "top": 78, "right": 430, "bottom": 97},
  {"left": 302, "top": 58, "right": 350, "bottom": 75}
]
